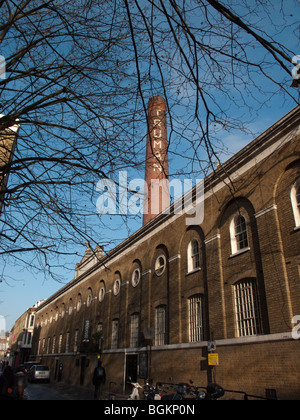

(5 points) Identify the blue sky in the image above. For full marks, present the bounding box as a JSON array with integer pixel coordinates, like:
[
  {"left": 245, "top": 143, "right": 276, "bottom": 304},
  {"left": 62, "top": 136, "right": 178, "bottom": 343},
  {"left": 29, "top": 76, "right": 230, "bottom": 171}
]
[
  {"left": 0, "top": 0, "right": 299, "bottom": 332},
  {"left": 1, "top": 100, "right": 297, "bottom": 332}
]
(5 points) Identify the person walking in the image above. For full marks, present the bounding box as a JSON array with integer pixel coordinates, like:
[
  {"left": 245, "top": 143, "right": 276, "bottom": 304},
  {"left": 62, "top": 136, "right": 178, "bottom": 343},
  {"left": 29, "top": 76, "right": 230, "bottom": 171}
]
[{"left": 92, "top": 360, "right": 106, "bottom": 400}]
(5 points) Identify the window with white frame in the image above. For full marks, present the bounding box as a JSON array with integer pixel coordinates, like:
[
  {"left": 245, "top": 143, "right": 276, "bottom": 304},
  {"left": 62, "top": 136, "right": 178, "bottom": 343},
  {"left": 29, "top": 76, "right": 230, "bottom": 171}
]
[
  {"left": 113, "top": 279, "right": 121, "bottom": 296},
  {"left": 188, "top": 295, "right": 204, "bottom": 342},
  {"left": 131, "top": 268, "right": 141, "bottom": 287},
  {"left": 291, "top": 180, "right": 300, "bottom": 227},
  {"left": 155, "top": 255, "right": 166, "bottom": 276},
  {"left": 187, "top": 239, "right": 200, "bottom": 272},
  {"left": 155, "top": 306, "right": 167, "bottom": 345},
  {"left": 130, "top": 313, "right": 140, "bottom": 348},
  {"left": 230, "top": 213, "right": 249, "bottom": 254},
  {"left": 234, "top": 279, "right": 260, "bottom": 337},
  {"left": 111, "top": 319, "right": 119, "bottom": 349}
]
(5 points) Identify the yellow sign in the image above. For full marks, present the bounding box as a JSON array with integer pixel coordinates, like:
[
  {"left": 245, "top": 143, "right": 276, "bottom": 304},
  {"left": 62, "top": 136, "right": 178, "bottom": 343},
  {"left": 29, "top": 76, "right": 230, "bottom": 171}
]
[{"left": 208, "top": 353, "right": 219, "bottom": 366}]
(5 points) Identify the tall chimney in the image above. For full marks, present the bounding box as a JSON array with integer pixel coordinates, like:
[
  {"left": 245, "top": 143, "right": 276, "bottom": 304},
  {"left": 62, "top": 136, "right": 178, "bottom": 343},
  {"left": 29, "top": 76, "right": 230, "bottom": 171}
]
[{"left": 143, "top": 96, "right": 170, "bottom": 226}]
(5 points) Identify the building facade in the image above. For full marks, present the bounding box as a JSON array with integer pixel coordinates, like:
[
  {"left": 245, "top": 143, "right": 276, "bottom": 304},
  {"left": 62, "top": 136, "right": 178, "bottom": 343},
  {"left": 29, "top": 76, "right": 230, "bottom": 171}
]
[
  {"left": 9, "top": 303, "right": 42, "bottom": 368},
  {"left": 32, "top": 106, "right": 300, "bottom": 399},
  {"left": 0, "top": 116, "right": 19, "bottom": 215}
]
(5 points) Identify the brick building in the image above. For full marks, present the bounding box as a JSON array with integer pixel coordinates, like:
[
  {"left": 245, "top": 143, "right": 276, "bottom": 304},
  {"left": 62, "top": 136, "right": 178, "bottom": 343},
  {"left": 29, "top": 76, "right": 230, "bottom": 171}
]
[
  {"left": 32, "top": 105, "right": 300, "bottom": 399},
  {"left": 0, "top": 115, "right": 19, "bottom": 215},
  {"left": 10, "top": 304, "right": 40, "bottom": 368}
]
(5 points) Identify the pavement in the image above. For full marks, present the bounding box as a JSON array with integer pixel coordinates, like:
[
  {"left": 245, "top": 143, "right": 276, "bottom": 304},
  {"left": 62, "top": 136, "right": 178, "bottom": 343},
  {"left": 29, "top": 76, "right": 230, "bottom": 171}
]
[{"left": 24, "top": 381, "right": 123, "bottom": 400}]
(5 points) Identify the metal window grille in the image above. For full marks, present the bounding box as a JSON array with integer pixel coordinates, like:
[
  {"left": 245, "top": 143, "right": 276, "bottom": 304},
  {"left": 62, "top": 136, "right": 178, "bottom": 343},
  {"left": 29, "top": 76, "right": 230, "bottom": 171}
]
[
  {"left": 52, "top": 336, "right": 56, "bottom": 354},
  {"left": 74, "top": 330, "right": 79, "bottom": 353},
  {"left": 46, "top": 337, "right": 50, "bottom": 354},
  {"left": 111, "top": 320, "right": 119, "bottom": 349},
  {"left": 66, "top": 332, "right": 70, "bottom": 353},
  {"left": 234, "top": 280, "right": 260, "bottom": 337},
  {"left": 155, "top": 306, "right": 166, "bottom": 345},
  {"left": 130, "top": 314, "right": 140, "bottom": 348},
  {"left": 58, "top": 334, "right": 63, "bottom": 353},
  {"left": 189, "top": 295, "right": 204, "bottom": 342},
  {"left": 235, "top": 215, "right": 249, "bottom": 250}
]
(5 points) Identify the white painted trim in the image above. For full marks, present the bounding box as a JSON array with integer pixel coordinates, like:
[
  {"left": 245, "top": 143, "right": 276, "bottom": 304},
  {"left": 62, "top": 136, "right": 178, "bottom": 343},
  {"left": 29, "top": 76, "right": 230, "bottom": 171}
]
[{"left": 255, "top": 205, "right": 278, "bottom": 219}]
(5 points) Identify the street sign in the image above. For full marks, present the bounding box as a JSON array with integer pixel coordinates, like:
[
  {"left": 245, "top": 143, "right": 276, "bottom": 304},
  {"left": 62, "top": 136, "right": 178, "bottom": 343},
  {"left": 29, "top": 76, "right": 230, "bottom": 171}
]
[
  {"left": 208, "top": 353, "right": 219, "bottom": 366},
  {"left": 208, "top": 340, "right": 216, "bottom": 352}
]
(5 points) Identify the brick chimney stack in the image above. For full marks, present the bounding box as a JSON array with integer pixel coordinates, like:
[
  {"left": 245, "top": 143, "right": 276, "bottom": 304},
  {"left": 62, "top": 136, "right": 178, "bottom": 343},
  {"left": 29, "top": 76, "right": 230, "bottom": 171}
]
[{"left": 143, "top": 96, "right": 170, "bottom": 226}]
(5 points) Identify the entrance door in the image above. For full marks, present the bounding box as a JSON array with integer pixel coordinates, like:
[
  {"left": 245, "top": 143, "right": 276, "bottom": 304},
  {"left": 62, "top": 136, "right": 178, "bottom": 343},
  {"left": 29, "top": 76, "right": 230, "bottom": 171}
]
[{"left": 126, "top": 355, "right": 138, "bottom": 392}]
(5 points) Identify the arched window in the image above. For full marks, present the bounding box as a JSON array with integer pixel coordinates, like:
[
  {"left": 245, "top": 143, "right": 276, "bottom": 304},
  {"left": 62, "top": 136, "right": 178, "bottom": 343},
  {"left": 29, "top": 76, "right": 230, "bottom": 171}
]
[
  {"left": 77, "top": 294, "right": 82, "bottom": 312},
  {"left": 230, "top": 213, "right": 249, "bottom": 254},
  {"left": 187, "top": 239, "right": 200, "bottom": 273},
  {"left": 291, "top": 180, "right": 300, "bottom": 227},
  {"left": 68, "top": 299, "right": 73, "bottom": 315},
  {"left": 86, "top": 289, "right": 93, "bottom": 307}
]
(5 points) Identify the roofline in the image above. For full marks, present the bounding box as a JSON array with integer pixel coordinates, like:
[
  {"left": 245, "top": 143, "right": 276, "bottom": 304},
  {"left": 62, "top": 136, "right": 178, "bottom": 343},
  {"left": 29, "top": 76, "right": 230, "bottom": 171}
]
[{"left": 35, "top": 105, "right": 300, "bottom": 312}]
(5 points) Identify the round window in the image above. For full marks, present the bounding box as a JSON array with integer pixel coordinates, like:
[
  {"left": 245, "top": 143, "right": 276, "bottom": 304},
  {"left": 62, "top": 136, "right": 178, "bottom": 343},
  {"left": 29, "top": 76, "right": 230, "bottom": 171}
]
[
  {"left": 113, "top": 279, "right": 121, "bottom": 296},
  {"left": 131, "top": 268, "right": 141, "bottom": 287},
  {"left": 99, "top": 286, "right": 105, "bottom": 302},
  {"left": 155, "top": 255, "right": 166, "bottom": 276},
  {"left": 87, "top": 293, "right": 93, "bottom": 307}
]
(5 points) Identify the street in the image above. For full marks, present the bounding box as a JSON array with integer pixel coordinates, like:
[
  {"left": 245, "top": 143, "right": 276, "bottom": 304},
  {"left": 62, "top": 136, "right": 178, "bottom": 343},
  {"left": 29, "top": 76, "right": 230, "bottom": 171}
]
[{"left": 25, "top": 381, "right": 94, "bottom": 400}]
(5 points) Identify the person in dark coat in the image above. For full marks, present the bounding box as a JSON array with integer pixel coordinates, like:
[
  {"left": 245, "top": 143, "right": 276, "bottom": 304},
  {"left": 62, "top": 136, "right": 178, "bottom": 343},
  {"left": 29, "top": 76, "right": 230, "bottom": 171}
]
[
  {"left": 92, "top": 360, "right": 106, "bottom": 400},
  {"left": 0, "top": 366, "right": 17, "bottom": 400}
]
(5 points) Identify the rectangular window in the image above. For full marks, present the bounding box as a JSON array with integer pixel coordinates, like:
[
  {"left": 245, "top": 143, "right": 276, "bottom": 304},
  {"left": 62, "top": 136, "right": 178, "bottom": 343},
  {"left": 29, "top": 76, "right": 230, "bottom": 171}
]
[
  {"left": 155, "top": 306, "right": 167, "bottom": 346},
  {"left": 52, "top": 336, "right": 56, "bottom": 354},
  {"left": 235, "top": 216, "right": 249, "bottom": 251},
  {"left": 66, "top": 332, "right": 70, "bottom": 353},
  {"left": 46, "top": 337, "right": 50, "bottom": 354},
  {"left": 111, "top": 320, "right": 119, "bottom": 349},
  {"left": 83, "top": 320, "right": 90, "bottom": 343},
  {"left": 29, "top": 315, "right": 34, "bottom": 327},
  {"left": 58, "top": 334, "right": 63, "bottom": 353},
  {"left": 189, "top": 295, "right": 204, "bottom": 342},
  {"left": 74, "top": 329, "right": 79, "bottom": 353},
  {"left": 130, "top": 314, "right": 140, "bottom": 348},
  {"left": 234, "top": 280, "right": 260, "bottom": 337}
]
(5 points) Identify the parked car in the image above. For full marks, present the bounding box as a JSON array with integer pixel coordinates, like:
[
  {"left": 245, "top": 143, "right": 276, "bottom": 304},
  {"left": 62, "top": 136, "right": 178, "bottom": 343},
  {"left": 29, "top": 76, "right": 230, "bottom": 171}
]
[
  {"left": 28, "top": 365, "right": 50, "bottom": 383},
  {"left": 18, "top": 362, "right": 39, "bottom": 375}
]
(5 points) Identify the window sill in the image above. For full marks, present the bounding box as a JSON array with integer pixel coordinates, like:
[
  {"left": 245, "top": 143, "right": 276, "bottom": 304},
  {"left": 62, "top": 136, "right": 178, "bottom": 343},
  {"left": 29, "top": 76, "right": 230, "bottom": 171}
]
[
  {"left": 294, "top": 225, "right": 300, "bottom": 232},
  {"left": 229, "top": 247, "right": 250, "bottom": 259},
  {"left": 186, "top": 267, "right": 201, "bottom": 276}
]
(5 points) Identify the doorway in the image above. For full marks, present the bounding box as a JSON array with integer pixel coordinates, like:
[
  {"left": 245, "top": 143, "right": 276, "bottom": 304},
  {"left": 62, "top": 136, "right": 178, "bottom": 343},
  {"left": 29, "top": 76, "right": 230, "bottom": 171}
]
[
  {"left": 80, "top": 356, "right": 86, "bottom": 386},
  {"left": 125, "top": 355, "right": 138, "bottom": 392}
]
